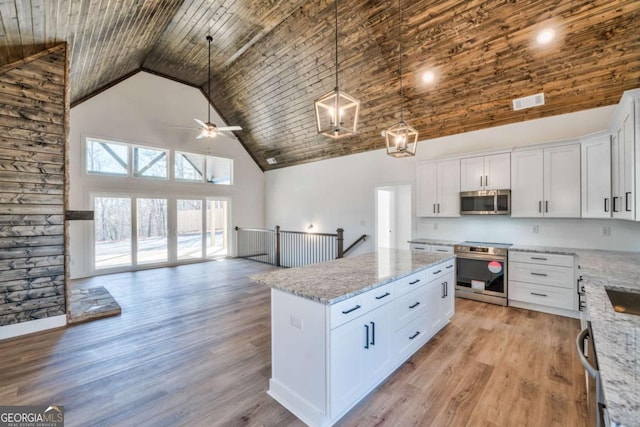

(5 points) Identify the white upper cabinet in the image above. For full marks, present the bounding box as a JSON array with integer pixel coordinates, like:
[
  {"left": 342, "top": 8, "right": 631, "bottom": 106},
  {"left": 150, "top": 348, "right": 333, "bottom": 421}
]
[
  {"left": 511, "top": 144, "right": 581, "bottom": 218},
  {"left": 416, "top": 159, "right": 460, "bottom": 217},
  {"left": 460, "top": 153, "right": 511, "bottom": 191},
  {"left": 581, "top": 134, "right": 611, "bottom": 218},
  {"left": 611, "top": 92, "right": 637, "bottom": 220}
]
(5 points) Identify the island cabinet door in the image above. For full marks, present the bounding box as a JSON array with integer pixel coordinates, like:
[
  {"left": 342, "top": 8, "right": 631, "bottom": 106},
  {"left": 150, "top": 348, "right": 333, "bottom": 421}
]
[
  {"left": 442, "top": 270, "right": 456, "bottom": 321},
  {"left": 329, "top": 302, "right": 394, "bottom": 419}
]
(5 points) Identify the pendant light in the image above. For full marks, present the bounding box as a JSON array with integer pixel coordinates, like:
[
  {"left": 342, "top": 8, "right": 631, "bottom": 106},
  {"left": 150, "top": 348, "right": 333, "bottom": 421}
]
[
  {"left": 385, "top": 0, "right": 418, "bottom": 158},
  {"left": 314, "top": 0, "right": 360, "bottom": 139}
]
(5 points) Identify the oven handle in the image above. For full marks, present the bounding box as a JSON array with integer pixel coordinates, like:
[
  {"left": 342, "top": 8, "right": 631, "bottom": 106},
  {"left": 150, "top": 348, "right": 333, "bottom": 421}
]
[{"left": 455, "top": 253, "right": 506, "bottom": 261}]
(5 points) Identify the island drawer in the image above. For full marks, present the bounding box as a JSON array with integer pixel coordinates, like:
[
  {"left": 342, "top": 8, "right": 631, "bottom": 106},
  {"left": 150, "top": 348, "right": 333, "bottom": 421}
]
[
  {"left": 329, "top": 282, "right": 394, "bottom": 329},
  {"left": 509, "top": 281, "right": 574, "bottom": 310},
  {"left": 426, "top": 259, "right": 455, "bottom": 281},
  {"left": 393, "top": 285, "right": 427, "bottom": 331},
  {"left": 509, "top": 262, "right": 575, "bottom": 289},
  {"left": 394, "top": 270, "right": 427, "bottom": 294},
  {"left": 431, "top": 245, "right": 454, "bottom": 254},
  {"left": 394, "top": 313, "right": 428, "bottom": 362},
  {"left": 509, "top": 251, "right": 574, "bottom": 268}
]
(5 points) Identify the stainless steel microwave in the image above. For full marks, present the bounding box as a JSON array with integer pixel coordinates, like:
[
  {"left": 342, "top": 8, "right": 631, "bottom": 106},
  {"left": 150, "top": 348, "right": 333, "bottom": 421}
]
[{"left": 460, "top": 190, "right": 511, "bottom": 215}]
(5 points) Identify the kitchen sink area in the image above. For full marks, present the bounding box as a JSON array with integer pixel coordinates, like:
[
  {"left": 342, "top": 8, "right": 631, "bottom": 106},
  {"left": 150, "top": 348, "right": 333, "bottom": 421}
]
[{"left": 606, "top": 288, "right": 640, "bottom": 316}]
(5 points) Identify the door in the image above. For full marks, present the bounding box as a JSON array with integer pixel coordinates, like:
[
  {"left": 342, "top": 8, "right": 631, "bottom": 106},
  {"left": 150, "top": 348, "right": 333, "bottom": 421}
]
[
  {"left": 443, "top": 271, "right": 455, "bottom": 321},
  {"left": 581, "top": 135, "right": 611, "bottom": 218},
  {"left": 426, "top": 278, "right": 445, "bottom": 335},
  {"left": 484, "top": 153, "right": 511, "bottom": 190},
  {"left": 460, "top": 156, "right": 485, "bottom": 191},
  {"left": 620, "top": 103, "right": 635, "bottom": 219},
  {"left": 436, "top": 159, "right": 461, "bottom": 217},
  {"left": 376, "top": 185, "right": 411, "bottom": 250},
  {"left": 330, "top": 318, "right": 367, "bottom": 417},
  {"left": 544, "top": 144, "right": 581, "bottom": 218},
  {"left": 511, "top": 149, "right": 544, "bottom": 217},
  {"left": 416, "top": 163, "right": 438, "bottom": 217},
  {"left": 363, "top": 303, "right": 394, "bottom": 390}
]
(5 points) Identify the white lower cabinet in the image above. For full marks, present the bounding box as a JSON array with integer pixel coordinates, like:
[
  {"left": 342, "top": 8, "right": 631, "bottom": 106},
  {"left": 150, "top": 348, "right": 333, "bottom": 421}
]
[{"left": 268, "top": 259, "right": 456, "bottom": 427}]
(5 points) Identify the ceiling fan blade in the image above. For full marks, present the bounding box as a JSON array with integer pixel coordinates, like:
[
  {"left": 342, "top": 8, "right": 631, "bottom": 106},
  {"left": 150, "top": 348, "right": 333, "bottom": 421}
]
[
  {"left": 194, "top": 118, "right": 207, "bottom": 128},
  {"left": 168, "top": 126, "right": 199, "bottom": 130},
  {"left": 196, "top": 131, "right": 207, "bottom": 139},
  {"left": 217, "top": 126, "right": 242, "bottom": 131}
]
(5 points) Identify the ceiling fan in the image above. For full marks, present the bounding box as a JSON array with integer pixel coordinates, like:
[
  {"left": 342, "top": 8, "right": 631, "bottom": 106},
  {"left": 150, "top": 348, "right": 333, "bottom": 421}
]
[{"left": 171, "top": 35, "right": 242, "bottom": 139}]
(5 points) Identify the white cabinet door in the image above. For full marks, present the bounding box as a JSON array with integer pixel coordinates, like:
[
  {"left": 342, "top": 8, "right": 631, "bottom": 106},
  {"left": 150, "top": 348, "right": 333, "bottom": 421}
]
[
  {"left": 363, "top": 303, "right": 394, "bottom": 390},
  {"left": 484, "top": 153, "right": 511, "bottom": 190},
  {"left": 544, "top": 144, "right": 581, "bottom": 218},
  {"left": 442, "top": 271, "right": 455, "bottom": 321},
  {"left": 581, "top": 135, "right": 611, "bottom": 218},
  {"left": 460, "top": 156, "right": 485, "bottom": 191},
  {"left": 426, "top": 277, "right": 446, "bottom": 337},
  {"left": 511, "top": 149, "right": 544, "bottom": 217},
  {"left": 437, "top": 159, "right": 461, "bottom": 217},
  {"left": 330, "top": 317, "right": 367, "bottom": 417},
  {"left": 416, "top": 162, "right": 438, "bottom": 217},
  {"left": 612, "top": 100, "right": 635, "bottom": 219}
]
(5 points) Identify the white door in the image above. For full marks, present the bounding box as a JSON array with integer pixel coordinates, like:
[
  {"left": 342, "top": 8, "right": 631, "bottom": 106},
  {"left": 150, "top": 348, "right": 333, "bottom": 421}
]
[
  {"left": 544, "top": 144, "right": 581, "bottom": 218},
  {"left": 484, "top": 153, "right": 511, "bottom": 190},
  {"left": 376, "top": 185, "right": 411, "bottom": 250},
  {"left": 581, "top": 135, "right": 611, "bottom": 218},
  {"left": 460, "top": 156, "right": 485, "bottom": 191},
  {"left": 620, "top": 103, "right": 635, "bottom": 219},
  {"left": 363, "top": 303, "right": 394, "bottom": 390},
  {"left": 416, "top": 163, "right": 438, "bottom": 217},
  {"left": 436, "top": 159, "right": 461, "bottom": 217},
  {"left": 330, "top": 320, "right": 367, "bottom": 417},
  {"left": 511, "top": 149, "right": 544, "bottom": 217},
  {"left": 376, "top": 189, "right": 393, "bottom": 249}
]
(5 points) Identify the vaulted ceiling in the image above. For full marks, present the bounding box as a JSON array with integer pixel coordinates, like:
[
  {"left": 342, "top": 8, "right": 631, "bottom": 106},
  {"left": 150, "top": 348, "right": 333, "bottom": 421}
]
[{"left": 1, "top": 0, "right": 639, "bottom": 170}]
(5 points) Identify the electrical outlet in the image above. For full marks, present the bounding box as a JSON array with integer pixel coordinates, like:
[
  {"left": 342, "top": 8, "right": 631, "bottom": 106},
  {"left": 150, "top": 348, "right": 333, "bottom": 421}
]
[
  {"left": 433, "top": 223, "right": 438, "bottom": 230},
  {"left": 601, "top": 226, "right": 611, "bottom": 237},
  {"left": 290, "top": 315, "right": 303, "bottom": 330},
  {"left": 532, "top": 225, "right": 539, "bottom": 234}
]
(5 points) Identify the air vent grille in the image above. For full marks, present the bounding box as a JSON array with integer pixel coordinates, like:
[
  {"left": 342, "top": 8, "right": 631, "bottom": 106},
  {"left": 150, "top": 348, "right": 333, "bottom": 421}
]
[
  {"left": 266, "top": 157, "right": 277, "bottom": 165},
  {"left": 512, "top": 93, "right": 545, "bottom": 111}
]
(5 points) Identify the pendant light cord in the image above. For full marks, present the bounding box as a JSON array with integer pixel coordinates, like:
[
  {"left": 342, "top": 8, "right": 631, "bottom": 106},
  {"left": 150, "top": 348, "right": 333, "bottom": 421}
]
[
  {"left": 334, "top": 0, "right": 339, "bottom": 91},
  {"left": 398, "top": 0, "right": 404, "bottom": 122},
  {"left": 207, "top": 35, "right": 212, "bottom": 124}
]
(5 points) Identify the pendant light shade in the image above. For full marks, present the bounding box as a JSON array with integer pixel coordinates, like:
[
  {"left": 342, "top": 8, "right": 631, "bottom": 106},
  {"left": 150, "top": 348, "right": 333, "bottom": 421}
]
[
  {"left": 314, "top": 0, "right": 360, "bottom": 139},
  {"left": 385, "top": 0, "right": 418, "bottom": 157}
]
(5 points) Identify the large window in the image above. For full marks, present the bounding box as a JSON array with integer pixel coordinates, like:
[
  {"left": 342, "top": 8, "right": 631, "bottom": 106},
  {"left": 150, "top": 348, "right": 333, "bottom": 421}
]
[
  {"left": 177, "top": 199, "right": 203, "bottom": 260},
  {"left": 207, "top": 200, "right": 228, "bottom": 257},
  {"left": 87, "top": 139, "right": 128, "bottom": 175},
  {"left": 137, "top": 198, "right": 168, "bottom": 264},
  {"left": 206, "top": 156, "right": 232, "bottom": 185},
  {"left": 175, "top": 152, "right": 204, "bottom": 182},
  {"left": 94, "top": 197, "right": 132, "bottom": 268},
  {"left": 134, "top": 146, "right": 167, "bottom": 179}
]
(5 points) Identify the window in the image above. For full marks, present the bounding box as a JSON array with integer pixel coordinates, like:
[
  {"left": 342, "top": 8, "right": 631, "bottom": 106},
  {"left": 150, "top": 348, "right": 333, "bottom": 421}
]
[
  {"left": 134, "top": 146, "right": 167, "bottom": 179},
  {"left": 87, "top": 139, "right": 128, "bottom": 175},
  {"left": 94, "top": 197, "right": 132, "bottom": 269},
  {"left": 206, "top": 156, "right": 233, "bottom": 185},
  {"left": 177, "top": 199, "right": 203, "bottom": 259},
  {"left": 137, "top": 198, "right": 168, "bottom": 264},
  {"left": 175, "top": 152, "right": 204, "bottom": 182},
  {"left": 207, "top": 199, "right": 228, "bottom": 256}
]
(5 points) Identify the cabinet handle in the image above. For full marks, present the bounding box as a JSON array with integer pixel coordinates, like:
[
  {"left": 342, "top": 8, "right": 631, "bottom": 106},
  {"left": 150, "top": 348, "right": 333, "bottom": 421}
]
[
  {"left": 530, "top": 256, "right": 547, "bottom": 261},
  {"left": 531, "top": 292, "right": 547, "bottom": 297},
  {"left": 538, "top": 201, "right": 542, "bottom": 213},
  {"left": 480, "top": 175, "right": 483, "bottom": 186},
  {"left": 626, "top": 192, "right": 632, "bottom": 212},
  {"left": 432, "top": 270, "right": 442, "bottom": 275},
  {"left": 409, "top": 279, "right": 421, "bottom": 285},
  {"left": 441, "top": 282, "right": 446, "bottom": 298},
  {"left": 375, "top": 292, "right": 391, "bottom": 300},
  {"left": 613, "top": 196, "right": 619, "bottom": 212},
  {"left": 409, "top": 302, "right": 420, "bottom": 309},
  {"left": 485, "top": 175, "right": 488, "bottom": 187},
  {"left": 364, "top": 324, "right": 369, "bottom": 349},
  {"left": 530, "top": 272, "right": 548, "bottom": 277},
  {"left": 445, "top": 281, "right": 448, "bottom": 297},
  {"left": 433, "top": 203, "right": 436, "bottom": 214},
  {"left": 409, "top": 331, "right": 420, "bottom": 340},
  {"left": 342, "top": 305, "right": 361, "bottom": 315},
  {"left": 545, "top": 201, "right": 549, "bottom": 213},
  {"left": 604, "top": 198, "right": 609, "bottom": 213},
  {"left": 414, "top": 247, "right": 426, "bottom": 251},
  {"left": 436, "top": 249, "right": 448, "bottom": 252},
  {"left": 446, "top": 264, "right": 453, "bottom": 269},
  {"left": 437, "top": 204, "right": 440, "bottom": 213},
  {"left": 370, "top": 321, "right": 375, "bottom": 345}
]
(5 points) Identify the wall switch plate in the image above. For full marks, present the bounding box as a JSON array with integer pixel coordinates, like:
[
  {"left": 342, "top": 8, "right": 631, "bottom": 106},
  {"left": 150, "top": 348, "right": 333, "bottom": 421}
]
[
  {"left": 433, "top": 223, "right": 438, "bottom": 230},
  {"left": 532, "top": 225, "right": 539, "bottom": 234},
  {"left": 601, "top": 226, "right": 611, "bottom": 237}
]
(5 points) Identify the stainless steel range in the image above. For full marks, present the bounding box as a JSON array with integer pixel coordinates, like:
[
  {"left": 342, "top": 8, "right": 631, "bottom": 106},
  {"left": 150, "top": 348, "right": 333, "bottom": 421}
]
[{"left": 454, "top": 241, "right": 512, "bottom": 306}]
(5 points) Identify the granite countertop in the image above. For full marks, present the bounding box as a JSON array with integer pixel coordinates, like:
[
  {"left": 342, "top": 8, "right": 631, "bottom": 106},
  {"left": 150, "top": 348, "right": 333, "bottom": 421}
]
[
  {"left": 509, "top": 244, "right": 640, "bottom": 426},
  {"left": 408, "top": 238, "right": 460, "bottom": 246},
  {"left": 251, "top": 248, "right": 454, "bottom": 305}
]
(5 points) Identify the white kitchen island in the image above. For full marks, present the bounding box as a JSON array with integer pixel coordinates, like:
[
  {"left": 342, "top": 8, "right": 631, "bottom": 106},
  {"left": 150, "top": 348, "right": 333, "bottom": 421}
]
[{"left": 251, "top": 249, "right": 456, "bottom": 427}]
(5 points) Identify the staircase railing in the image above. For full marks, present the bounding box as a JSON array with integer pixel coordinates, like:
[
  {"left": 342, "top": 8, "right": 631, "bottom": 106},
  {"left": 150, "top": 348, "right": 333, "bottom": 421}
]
[{"left": 235, "top": 226, "right": 365, "bottom": 268}]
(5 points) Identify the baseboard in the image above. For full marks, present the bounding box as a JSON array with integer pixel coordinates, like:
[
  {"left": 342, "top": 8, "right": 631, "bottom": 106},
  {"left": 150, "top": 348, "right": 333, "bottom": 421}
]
[
  {"left": 508, "top": 300, "right": 580, "bottom": 319},
  {"left": 0, "top": 315, "right": 67, "bottom": 341}
]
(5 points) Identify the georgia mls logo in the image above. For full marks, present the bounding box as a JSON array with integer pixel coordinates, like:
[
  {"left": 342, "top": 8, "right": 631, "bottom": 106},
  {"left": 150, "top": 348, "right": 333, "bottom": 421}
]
[{"left": 0, "top": 405, "right": 64, "bottom": 427}]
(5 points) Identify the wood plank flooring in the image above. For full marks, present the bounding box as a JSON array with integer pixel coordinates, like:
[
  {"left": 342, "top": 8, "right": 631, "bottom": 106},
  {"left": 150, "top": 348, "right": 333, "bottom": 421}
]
[{"left": 0, "top": 259, "right": 588, "bottom": 427}]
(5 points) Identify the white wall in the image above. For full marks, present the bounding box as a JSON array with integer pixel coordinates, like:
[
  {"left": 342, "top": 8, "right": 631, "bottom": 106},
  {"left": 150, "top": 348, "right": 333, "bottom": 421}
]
[
  {"left": 265, "top": 105, "right": 640, "bottom": 253},
  {"left": 68, "top": 72, "right": 264, "bottom": 278}
]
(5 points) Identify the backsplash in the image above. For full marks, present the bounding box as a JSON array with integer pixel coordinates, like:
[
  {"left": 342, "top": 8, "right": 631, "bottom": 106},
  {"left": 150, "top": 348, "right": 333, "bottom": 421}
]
[{"left": 416, "top": 216, "right": 640, "bottom": 252}]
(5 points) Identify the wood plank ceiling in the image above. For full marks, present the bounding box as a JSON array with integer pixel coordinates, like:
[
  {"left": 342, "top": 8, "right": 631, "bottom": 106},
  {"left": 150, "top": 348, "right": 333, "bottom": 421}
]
[{"left": 1, "top": 0, "right": 639, "bottom": 170}]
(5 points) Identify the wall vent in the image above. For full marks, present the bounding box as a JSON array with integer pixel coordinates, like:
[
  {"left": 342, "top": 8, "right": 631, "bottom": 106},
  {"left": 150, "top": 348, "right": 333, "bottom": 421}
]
[
  {"left": 266, "top": 157, "right": 277, "bottom": 165},
  {"left": 512, "top": 93, "right": 545, "bottom": 111}
]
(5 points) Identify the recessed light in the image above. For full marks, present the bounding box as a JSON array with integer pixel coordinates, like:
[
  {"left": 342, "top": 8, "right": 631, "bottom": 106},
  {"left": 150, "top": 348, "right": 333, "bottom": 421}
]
[
  {"left": 266, "top": 157, "right": 277, "bottom": 165},
  {"left": 536, "top": 28, "right": 555, "bottom": 45},
  {"left": 422, "top": 71, "right": 435, "bottom": 84}
]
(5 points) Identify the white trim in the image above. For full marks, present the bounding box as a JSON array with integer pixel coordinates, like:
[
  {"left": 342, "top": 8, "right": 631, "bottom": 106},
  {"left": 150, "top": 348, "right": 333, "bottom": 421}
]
[
  {"left": 0, "top": 315, "right": 67, "bottom": 341},
  {"left": 508, "top": 300, "right": 580, "bottom": 319}
]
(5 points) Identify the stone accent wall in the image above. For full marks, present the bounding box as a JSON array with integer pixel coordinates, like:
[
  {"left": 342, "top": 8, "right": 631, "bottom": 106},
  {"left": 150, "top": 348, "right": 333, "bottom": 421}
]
[{"left": 0, "top": 45, "right": 67, "bottom": 326}]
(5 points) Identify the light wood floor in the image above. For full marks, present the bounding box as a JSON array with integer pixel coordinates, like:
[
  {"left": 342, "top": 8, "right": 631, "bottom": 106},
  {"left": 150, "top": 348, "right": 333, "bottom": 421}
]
[{"left": 0, "top": 259, "right": 588, "bottom": 427}]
